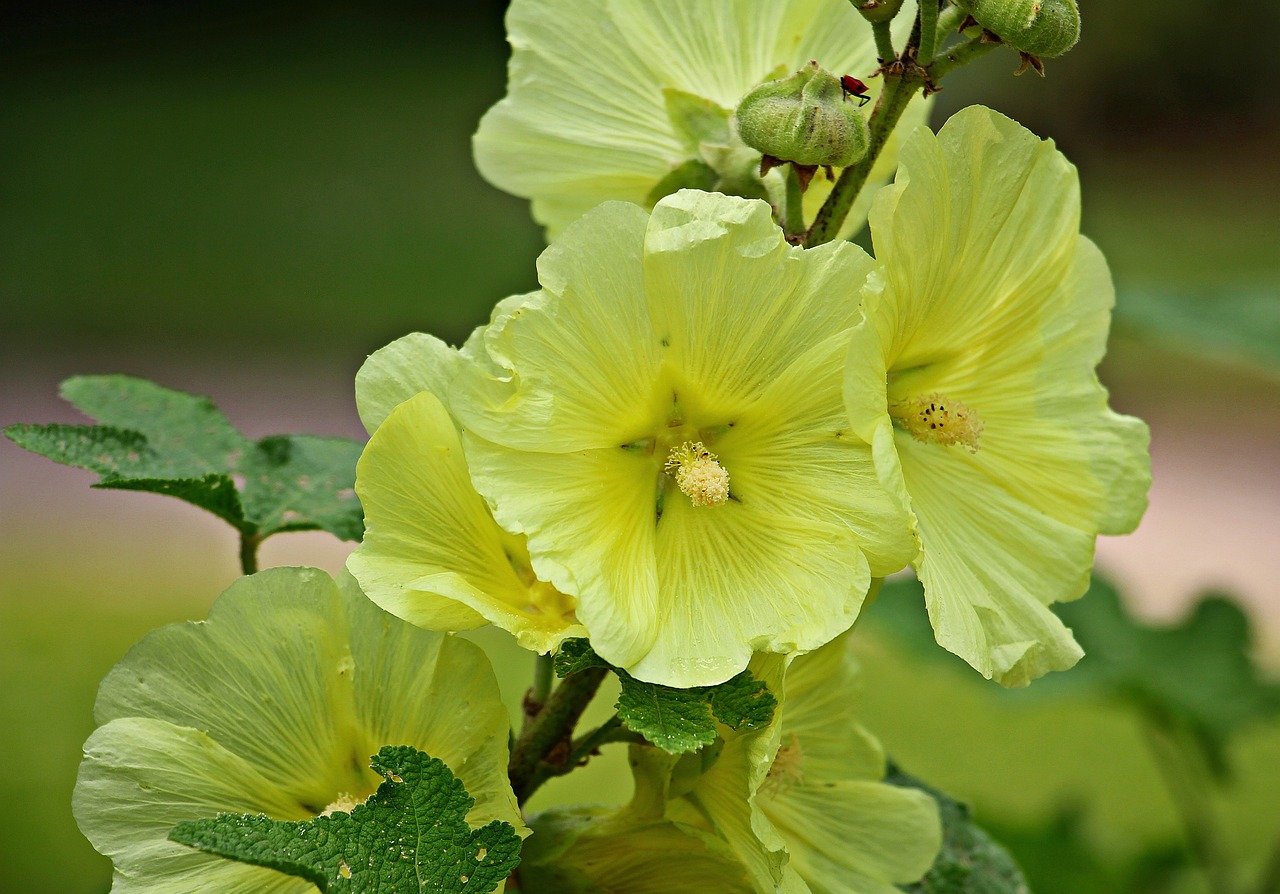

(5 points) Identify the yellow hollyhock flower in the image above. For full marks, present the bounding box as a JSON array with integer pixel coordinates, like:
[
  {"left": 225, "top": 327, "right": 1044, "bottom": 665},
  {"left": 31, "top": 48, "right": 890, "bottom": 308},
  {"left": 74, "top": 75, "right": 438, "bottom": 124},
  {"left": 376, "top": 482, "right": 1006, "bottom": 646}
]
[
  {"left": 652, "top": 633, "right": 942, "bottom": 893},
  {"left": 474, "top": 0, "right": 927, "bottom": 239},
  {"left": 844, "top": 105, "right": 1152, "bottom": 686},
  {"left": 348, "top": 333, "right": 586, "bottom": 653},
  {"left": 73, "top": 567, "right": 524, "bottom": 893},
  {"left": 451, "top": 189, "right": 916, "bottom": 688},
  {"left": 518, "top": 806, "right": 754, "bottom": 892}
]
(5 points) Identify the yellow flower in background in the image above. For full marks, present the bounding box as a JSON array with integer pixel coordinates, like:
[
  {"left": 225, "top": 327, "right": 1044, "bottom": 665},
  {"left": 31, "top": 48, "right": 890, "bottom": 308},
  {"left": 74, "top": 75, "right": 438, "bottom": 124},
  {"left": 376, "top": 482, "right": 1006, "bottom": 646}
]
[
  {"left": 474, "top": 0, "right": 926, "bottom": 239},
  {"left": 73, "top": 567, "right": 523, "bottom": 893},
  {"left": 653, "top": 633, "right": 942, "bottom": 893},
  {"left": 845, "top": 106, "right": 1152, "bottom": 686},
  {"left": 451, "top": 190, "right": 916, "bottom": 687}
]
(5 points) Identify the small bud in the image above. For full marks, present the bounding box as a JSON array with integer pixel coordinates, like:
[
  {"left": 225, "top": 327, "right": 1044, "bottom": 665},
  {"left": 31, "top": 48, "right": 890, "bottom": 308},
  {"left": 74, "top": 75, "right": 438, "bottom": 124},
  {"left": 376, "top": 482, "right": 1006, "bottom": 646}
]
[
  {"left": 852, "top": 0, "right": 905, "bottom": 24},
  {"left": 735, "top": 62, "right": 870, "bottom": 170},
  {"left": 955, "top": 0, "right": 1080, "bottom": 58}
]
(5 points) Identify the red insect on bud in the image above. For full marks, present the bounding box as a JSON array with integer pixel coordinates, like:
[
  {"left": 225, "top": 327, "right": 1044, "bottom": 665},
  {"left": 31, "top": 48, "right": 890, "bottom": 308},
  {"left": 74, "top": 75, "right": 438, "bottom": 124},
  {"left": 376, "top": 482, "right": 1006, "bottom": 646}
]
[{"left": 840, "top": 75, "right": 871, "bottom": 107}]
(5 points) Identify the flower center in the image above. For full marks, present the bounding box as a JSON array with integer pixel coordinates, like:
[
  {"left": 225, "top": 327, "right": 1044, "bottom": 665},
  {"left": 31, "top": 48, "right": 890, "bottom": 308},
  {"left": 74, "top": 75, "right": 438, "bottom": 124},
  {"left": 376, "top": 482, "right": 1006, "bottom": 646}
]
[
  {"left": 320, "top": 791, "right": 365, "bottom": 817},
  {"left": 889, "top": 392, "right": 984, "bottom": 453},
  {"left": 664, "top": 441, "right": 730, "bottom": 507},
  {"left": 761, "top": 732, "right": 806, "bottom": 797}
]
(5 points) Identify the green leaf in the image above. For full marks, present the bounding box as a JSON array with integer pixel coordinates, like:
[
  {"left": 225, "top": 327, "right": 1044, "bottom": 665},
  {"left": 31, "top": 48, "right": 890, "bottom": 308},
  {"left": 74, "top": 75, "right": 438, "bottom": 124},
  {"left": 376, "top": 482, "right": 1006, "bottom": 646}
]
[
  {"left": 170, "top": 744, "right": 521, "bottom": 893},
  {"left": 553, "top": 640, "right": 776, "bottom": 754},
  {"left": 706, "top": 670, "right": 777, "bottom": 732},
  {"left": 61, "top": 374, "right": 252, "bottom": 474},
  {"left": 239, "top": 435, "right": 365, "bottom": 541},
  {"left": 887, "top": 766, "right": 1031, "bottom": 894},
  {"left": 4, "top": 422, "right": 157, "bottom": 477},
  {"left": 615, "top": 680, "right": 719, "bottom": 754},
  {"left": 1114, "top": 286, "right": 1280, "bottom": 379},
  {"left": 5, "top": 375, "right": 365, "bottom": 542},
  {"left": 552, "top": 639, "right": 611, "bottom": 677},
  {"left": 97, "top": 474, "right": 246, "bottom": 528},
  {"left": 1053, "top": 578, "right": 1280, "bottom": 775}
]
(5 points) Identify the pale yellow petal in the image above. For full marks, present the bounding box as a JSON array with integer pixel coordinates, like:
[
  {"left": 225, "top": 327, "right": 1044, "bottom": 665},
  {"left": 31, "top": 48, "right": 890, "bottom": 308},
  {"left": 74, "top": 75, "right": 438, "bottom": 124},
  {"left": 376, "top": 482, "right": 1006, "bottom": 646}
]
[
  {"left": 75, "top": 718, "right": 317, "bottom": 894},
  {"left": 338, "top": 572, "right": 526, "bottom": 835},
  {"left": 354, "top": 332, "right": 460, "bottom": 435},
  {"left": 463, "top": 432, "right": 662, "bottom": 672},
  {"left": 451, "top": 201, "right": 664, "bottom": 452},
  {"left": 349, "top": 392, "right": 584, "bottom": 652}
]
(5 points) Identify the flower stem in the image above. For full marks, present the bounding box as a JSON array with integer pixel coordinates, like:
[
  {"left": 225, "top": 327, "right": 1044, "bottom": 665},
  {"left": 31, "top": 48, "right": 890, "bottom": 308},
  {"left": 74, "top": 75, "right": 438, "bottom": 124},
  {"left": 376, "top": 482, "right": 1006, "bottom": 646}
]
[
  {"left": 531, "top": 653, "right": 554, "bottom": 706},
  {"left": 239, "top": 531, "right": 261, "bottom": 575},
  {"left": 935, "top": 2, "right": 967, "bottom": 43},
  {"left": 918, "top": 0, "right": 939, "bottom": 65},
  {"left": 1142, "top": 717, "right": 1238, "bottom": 894},
  {"left": 521, "top": 714, "right": 639, "bottom": 800},
  {"left": 803, "top": 68, "right": 923, "bottom": 247},
  {"left": 872, "top": 20, "right": 896, "bottom": 63},
  {"left": 508, "top": 665, "right": 608, "bottom": 803},
  {"left": 928, "top": 32, "right": 998, "bottom": 80},
  {"left": 782, "top": 165, "right": 806, "bottom": 239}
]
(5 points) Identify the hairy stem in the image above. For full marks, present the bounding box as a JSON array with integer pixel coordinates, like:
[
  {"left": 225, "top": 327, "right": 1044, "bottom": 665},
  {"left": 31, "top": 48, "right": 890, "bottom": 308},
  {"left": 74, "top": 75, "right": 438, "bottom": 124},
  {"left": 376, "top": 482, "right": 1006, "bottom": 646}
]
[
  {"left": 782, "top": 165, "right": 806, "bottom": 239},
  {"left": 531, "top": 654, "right": 554, "bottom": 707},
  {"left": 239, "top": 531, "right": 261, "bottom": 575},
  {"left": 872, "top": 19, "right": 897, "bottom": 63},
  {"left": 1143, "top": 718, "right": 1238, "bottom": 894},
  {"left": 803, "top": 69, "right": 923, "bottom": 246},
  {"left": 928, "top": 32, "right": 998, "bottom": 80},
  {"left": 918, "top": 0, "right": 940, "bottom": 64},
  {"left": 508, "top": 666, "right": 608, "bottom": 803},
  {"left": 522, "top": 715, "right": 639, "bottom": 801},
  {"left": 935, "top": 2, "right": 967, "bottom": 45}
]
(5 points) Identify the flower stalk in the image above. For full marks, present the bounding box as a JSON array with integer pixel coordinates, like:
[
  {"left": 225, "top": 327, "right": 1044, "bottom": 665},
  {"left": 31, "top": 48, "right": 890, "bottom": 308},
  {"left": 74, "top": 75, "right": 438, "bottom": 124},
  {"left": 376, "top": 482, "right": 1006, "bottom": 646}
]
[
  {"left": 509, "top": 665, "right": 608, "bottom": 803},
  {"left": 804, "top": 68, "right": 924, "bottom": 246}
]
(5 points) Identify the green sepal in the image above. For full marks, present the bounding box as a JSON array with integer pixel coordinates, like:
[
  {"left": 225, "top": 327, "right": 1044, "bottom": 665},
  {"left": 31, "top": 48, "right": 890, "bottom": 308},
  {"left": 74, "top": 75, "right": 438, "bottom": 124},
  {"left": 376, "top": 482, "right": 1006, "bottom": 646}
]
[
  {"left": 646, "top": 159, "right": 719, "bottom": 207},
  {"left": 853, "top": 0, "right": 906, "bottom": 24},
  {"left": 887, "top": 766, "right": 1030, "bottom": 893},
  {"left": 553, "top": 639, "right": 776, "bottom": 754},
  {"left": 5, "top": 375, "right": 364, "bottom": 542},
  {"left": 662, "top": 88, "right": 731, "bottom": 151},
  {"left": 170, "top": 744, "right": 521, "bottom": 893}
]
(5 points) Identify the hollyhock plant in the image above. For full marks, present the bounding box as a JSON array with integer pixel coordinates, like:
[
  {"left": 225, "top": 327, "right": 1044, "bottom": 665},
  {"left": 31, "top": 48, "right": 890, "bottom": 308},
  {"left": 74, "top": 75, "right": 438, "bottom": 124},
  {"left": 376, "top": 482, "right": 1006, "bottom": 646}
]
[{"left": 844, "top": 106, "right": 1152, "bottom": 686}]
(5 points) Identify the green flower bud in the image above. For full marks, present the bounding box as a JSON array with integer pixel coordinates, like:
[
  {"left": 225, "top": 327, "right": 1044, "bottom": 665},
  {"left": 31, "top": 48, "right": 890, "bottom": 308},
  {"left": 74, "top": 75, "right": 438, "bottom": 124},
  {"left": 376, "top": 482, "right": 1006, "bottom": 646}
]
[
  {"left": 957, "top": 0, "right": 1080, "bottom": 58},
  {"left": 735, "top": 61, "right": 870, "bottom": 170},
  {"left": 852, "top": 0, "right": 905, "bottom": 24}
]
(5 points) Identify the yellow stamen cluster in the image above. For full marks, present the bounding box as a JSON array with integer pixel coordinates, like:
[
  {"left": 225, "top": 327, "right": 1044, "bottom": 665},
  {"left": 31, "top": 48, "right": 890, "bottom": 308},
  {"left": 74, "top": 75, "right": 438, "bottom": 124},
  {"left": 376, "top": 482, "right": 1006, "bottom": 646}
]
[
  {"left": 320, "top": 792, "right": 362, "bottom": 817},
  {"left": 761, "top": 732, "right": 806, "bottom": 798},
  {"left": 890, "top": 392, "right": 984, "bottom": 453},
  {"left": 663, "top": 441, "right": 730, "bottom": 507}
]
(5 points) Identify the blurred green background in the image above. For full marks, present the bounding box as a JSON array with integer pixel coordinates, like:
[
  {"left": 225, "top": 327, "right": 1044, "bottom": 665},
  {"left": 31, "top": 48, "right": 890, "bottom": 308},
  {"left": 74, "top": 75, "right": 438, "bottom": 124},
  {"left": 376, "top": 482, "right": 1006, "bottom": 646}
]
[{"left": 1, "top": 2, "right": 1278, "bottom": 892}]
